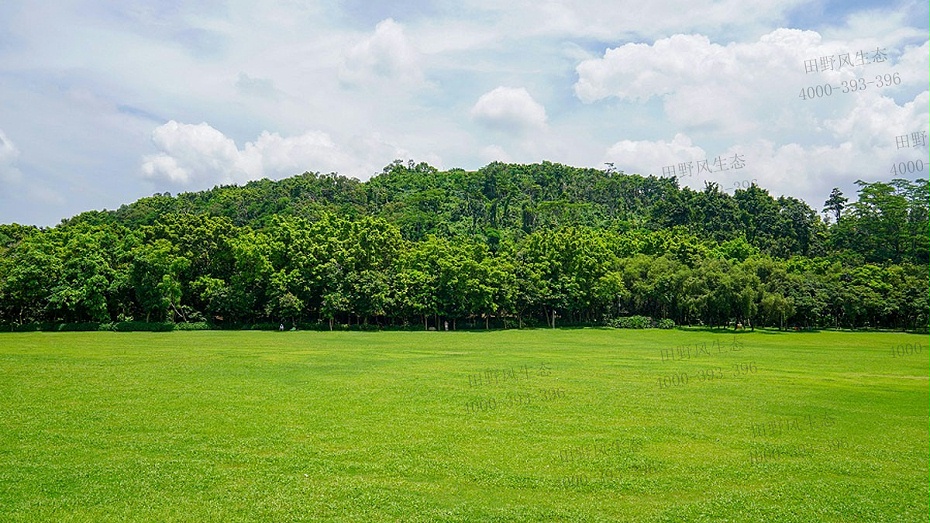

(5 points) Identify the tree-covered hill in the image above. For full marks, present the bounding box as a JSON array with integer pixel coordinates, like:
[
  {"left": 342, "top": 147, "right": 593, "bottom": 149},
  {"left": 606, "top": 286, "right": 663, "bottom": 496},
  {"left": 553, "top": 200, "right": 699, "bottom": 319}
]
[{"left": 1, "top": 161, "right": 927, "bottom": 331}]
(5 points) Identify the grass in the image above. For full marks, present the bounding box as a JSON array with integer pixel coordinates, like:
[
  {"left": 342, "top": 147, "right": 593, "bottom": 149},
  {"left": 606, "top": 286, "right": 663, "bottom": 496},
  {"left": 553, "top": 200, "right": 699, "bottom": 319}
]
[{"left": 0, "top": 328, "right": 927, "bottom": 522}]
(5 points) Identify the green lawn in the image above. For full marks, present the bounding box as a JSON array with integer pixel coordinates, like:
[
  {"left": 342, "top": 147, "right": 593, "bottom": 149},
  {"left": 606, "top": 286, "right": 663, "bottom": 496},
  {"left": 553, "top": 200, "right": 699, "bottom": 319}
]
[{"left": 0, "top": 329, "right": 927, "bottom": 522}]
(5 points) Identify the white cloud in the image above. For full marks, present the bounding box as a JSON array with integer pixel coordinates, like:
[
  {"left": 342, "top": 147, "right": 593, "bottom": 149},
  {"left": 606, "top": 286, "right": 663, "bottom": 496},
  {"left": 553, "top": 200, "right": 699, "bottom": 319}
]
[
  {"left": 899, "top": 40, "right": 930, "bottom": 76},
  {"left": 0, "top": 129, "right": 23, "bottom": 184},
  {"left": 142, "top": 121, "right": 240, "bottom": 184},
  {"left": 248, "top": 130, "right": 353, "bottom": 177},
  {"left": 480, "top": 144, "right": 513, "bottom": 163},
  {"left": 471, "top": 86, "right": 547, "bottom": 132},
  {"left": 826, "top": 90, "right": 929, "bottom": 151},
  {"left": 723, "top": 139, "right": 866, "bottom": 200},
  {"left": 141, "top": 121, "right": 361, "bottom": 186},
  {"left": 574, "top": 29, "right": 827, "bottom": 106},
  {"left": 575, "top": 29, "right": 928, "bottom": 140},
  {"left": 619, "top": 97, "right": 927, "bottom": 206},
  {"left": 339, "top": 18, "right": 423, "bottom": 85},
  {"left": 612, "top": 135, "right": 865, "bottom": 200},
  {"left": 603, "top": 133, "right": 707, "bottom": 175}
]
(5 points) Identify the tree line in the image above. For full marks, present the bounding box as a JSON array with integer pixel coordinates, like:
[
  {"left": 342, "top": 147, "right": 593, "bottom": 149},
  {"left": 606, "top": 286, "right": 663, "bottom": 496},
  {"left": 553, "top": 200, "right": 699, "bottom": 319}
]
[{"left": 0, "top": 162, "right": 926, "bottom": 331}]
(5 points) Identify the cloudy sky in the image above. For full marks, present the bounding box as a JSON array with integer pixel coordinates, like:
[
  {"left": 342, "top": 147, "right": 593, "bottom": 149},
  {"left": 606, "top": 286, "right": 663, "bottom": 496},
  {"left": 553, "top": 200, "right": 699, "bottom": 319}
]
[{"left": 0, "top": 0, "right": 927, "bottom": 226}]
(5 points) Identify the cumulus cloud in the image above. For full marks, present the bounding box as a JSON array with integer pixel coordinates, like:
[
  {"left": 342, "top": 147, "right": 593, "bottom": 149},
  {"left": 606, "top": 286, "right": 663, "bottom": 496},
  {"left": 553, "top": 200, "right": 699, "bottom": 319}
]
[
  {"left": 576, "top": 28, "right": 927, "bottom": 104},
  {"left": 604, "top": 134, "right": 863, "bottom": 199},
  {"left": 471, "top": 86, "right": 547, "bottom": 132},
  {"left": 479, "top": 144, "right": 513, "bottom": 163},
  {"left": 603, "top": 133, "right": 707, "bottom": 175},
  {"left": 723, "top": 139, "right": 867, "bottom": 200},
  {"left": 0, "top": 129, "right": 23, "bottom": 184},
  {"left": 608, "top": 91, "right": 927, "bottom": 206},
  {"left": 826, "top": 90, "right": 929, "bottom": 151},
  {"left": 141, "top": 121, "right": 360, "bottom": 186},
  {"left": 574, "top": 29, "right": 830, "bottom": 105},
  {"left": 340, "top": 18, "right": 423, "bottom": 85},
  {"left": 575, "top": 29, "right": 928, "bottom": 138},
  {"left": 898, "top": 40, "right": 929, "bottom": 76}
]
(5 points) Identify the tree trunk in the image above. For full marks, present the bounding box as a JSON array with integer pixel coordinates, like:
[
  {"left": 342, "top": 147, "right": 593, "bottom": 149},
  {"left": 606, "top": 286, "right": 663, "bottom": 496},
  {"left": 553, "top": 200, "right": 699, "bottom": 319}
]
[{"left": 171, "top": 303, "right": 186, "bottom": 323}]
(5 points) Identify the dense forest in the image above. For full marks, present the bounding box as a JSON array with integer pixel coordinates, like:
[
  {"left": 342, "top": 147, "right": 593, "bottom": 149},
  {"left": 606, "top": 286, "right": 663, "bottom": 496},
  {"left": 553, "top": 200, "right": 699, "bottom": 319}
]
[{"left": 0, "top": 161, "right": 927, "bottom": 331}]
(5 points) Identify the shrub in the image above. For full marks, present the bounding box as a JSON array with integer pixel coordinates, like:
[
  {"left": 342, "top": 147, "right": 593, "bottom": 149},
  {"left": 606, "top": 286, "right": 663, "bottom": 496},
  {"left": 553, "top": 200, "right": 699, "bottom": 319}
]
[
  {"left": 174, "top": 322, "right": 211, "bottom": 331},
  {"left": 608, "top": 316, "right": 654, "bottom": 329},
  {"left": 56, "top": 322, "right": 103, "bottom": 332},
  {"left": 10, "top": 323, "right": 53, "bottom": 332},
  {"left": 657, "top": 318, "right": 676, "bottom": 329}
]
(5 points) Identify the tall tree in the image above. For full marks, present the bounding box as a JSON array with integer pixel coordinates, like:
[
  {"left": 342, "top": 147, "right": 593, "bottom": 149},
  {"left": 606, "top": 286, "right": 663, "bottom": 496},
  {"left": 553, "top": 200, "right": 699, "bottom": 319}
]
[{"left": 822, "top": 187, "right": 848, "bottom": 224}]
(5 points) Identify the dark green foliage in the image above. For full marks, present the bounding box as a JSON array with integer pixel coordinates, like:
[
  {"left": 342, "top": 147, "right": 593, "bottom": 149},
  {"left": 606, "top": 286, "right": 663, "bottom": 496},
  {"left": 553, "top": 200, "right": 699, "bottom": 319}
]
[
  {"left": 0, "top": 162, "right": 926, "bottom": 331},
  {"left": 55, "top": 322, "right": 105, "bottom": 332},
  {"left": 657, "top": 318, "right": 676, "bottom": 329},
  {"left": 608, "top": 316, "right": 656, "bottom": 329},
  {"left": 173, "top": 321, "right": 212, "bottom": 331}
]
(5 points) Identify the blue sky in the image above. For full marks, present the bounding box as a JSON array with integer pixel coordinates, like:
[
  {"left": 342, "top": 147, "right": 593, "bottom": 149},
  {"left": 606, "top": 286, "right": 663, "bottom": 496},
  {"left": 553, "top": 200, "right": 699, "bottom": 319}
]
[{"left": 0, "top": 0, "right": 927, "bottom": 225}]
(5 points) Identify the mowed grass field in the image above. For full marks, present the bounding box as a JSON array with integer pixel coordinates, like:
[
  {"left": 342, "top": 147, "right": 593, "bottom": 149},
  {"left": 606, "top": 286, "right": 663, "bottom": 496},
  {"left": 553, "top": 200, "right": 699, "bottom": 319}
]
[{"left": 0, "top": 329, "right": 927, "bottom": 522}]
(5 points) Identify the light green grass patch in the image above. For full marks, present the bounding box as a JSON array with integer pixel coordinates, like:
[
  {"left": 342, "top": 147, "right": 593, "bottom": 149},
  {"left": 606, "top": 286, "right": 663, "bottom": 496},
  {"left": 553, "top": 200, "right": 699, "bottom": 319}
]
[{"left": 0, "top": 329, "right": 927, "bottom": 522}]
